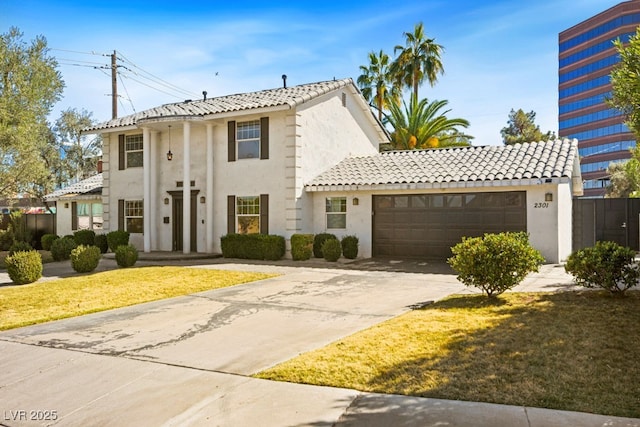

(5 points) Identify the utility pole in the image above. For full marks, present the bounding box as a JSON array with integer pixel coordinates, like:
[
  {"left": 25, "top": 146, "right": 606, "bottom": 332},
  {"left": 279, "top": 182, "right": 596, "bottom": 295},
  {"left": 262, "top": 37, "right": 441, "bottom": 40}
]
[{"left": 111, "top": 50, "right": 117, "bottom": 119}]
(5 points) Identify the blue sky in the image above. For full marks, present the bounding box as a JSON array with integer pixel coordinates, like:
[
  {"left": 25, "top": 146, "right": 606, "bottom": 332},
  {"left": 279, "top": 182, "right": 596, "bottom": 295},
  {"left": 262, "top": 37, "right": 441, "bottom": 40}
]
[{"left": 2, "top": 0, "right": 623, "bottom": 145}]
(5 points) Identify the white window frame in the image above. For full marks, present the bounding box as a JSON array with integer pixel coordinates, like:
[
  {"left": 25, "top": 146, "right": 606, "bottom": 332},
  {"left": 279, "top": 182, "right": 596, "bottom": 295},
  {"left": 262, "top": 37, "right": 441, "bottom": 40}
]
[
  {"left": 237, "top": 120, "right": 260, "bottom": 160},
  {"left": 125, "top": 200, "right": 143, "bottom": 233},
  {"left": 125, "top": 134, "right": 143, "bottom": 168},
  {"left": 76, "top": 202, "right": 103, "bottom": 230},
  {"left": 326, "top": 197, "right": 347, "bottom": 229},
  {"left": 236, "top": 196, "right": 260, "bottom": 234}
]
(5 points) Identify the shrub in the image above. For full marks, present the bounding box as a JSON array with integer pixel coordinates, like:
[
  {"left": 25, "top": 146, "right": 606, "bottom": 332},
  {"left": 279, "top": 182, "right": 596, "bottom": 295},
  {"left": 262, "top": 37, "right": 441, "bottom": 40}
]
[
  {"left": 565, "top": 241, "right": 639, "bottom": 295},
  {"left": 8, "top": 241, "right": 33, "bottom": 255},
  {"left": 220, "top": 234, "right": 286, "bottom": 260},
  {"left": 0, "top": 229, "right": 14, "bottom": 251},
  {"left": 50, "top": 236, "right": 78, "bottom": 261},
  {"left": 5, "top": 250, "right": 42, "bottom": 285},
  {"left": 291, "top": 234, "right": 314, "bottom": 261},
  {"left": 41, "top": 233, "right": 59, "bottom": 251},
  {"left": 115, "top": 244, "right": 138, "bottom": 268},
  {"left": 322, "top": 238, "right": 342, "bottom": 262},
  {"left": 74, "top": 229, "right": 96, "bottom": 246},
  {"left": 313, "top": 233, "right": 337, "bottom": 258},
  {"left": 448, "top": 232, "right": 544, "bottom": 298},
  {"left": 94, "top": 234, "right": 109, "bottom": 254},
  {"left": 341, "top": 235, "right": 359, "bottom": 259},
  {"left": 8, "top": 211, "right": 32, "bottom": 244},
  {"left": 70, "top": 245, "right": 102, "bottom": 273},
  {"left": 107, "top": 230, "right": 130, "bottom": 252}
]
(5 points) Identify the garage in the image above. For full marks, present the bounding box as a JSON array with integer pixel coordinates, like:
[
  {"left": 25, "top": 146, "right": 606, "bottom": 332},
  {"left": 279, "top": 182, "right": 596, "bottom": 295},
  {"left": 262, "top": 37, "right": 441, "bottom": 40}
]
[{"left": 372, "top": 191, "right": 527, "bottom": 259}]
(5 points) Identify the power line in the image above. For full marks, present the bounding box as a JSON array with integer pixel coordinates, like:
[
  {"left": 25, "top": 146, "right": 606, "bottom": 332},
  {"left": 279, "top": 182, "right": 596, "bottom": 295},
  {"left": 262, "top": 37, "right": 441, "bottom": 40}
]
[
  {"left": 118, "top": 73, "right": 136, "bottom": 113},
  {"left": 51, "top": 48, "right": 108, "bottom": 56}
]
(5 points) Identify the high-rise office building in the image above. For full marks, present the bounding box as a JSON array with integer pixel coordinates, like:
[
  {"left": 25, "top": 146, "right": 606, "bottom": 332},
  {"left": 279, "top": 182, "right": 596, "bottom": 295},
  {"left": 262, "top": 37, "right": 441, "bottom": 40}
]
[{"left": 559, "top": 1, "right": 640, "bottom": 197}]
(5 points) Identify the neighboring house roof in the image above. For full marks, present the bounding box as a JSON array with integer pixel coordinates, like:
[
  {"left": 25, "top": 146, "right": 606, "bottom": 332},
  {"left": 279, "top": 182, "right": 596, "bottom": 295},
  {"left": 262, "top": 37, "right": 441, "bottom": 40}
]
[
  {"left": 306, "top": 139, "right": 582, "bottom": 192},
  {"left": 44, "top": 174, "right": 103, "bottom": 201},
  {"left": 85, "top": 78, "right": 378, "bottom": 133}
]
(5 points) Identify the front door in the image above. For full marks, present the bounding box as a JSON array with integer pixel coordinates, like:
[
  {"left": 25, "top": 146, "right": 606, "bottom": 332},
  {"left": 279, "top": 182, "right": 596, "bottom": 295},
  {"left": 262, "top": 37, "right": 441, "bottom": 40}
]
[{"left": 170, "top": 191, "right": 197, "bottom": 252}]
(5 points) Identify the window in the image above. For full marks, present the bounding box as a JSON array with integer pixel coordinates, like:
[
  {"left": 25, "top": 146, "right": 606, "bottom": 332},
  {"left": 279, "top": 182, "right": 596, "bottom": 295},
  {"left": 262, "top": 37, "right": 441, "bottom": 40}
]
[
  {"left": 76, "top": 202, "right": 103, "bottom": 230},
  {"left": 326, "top": 197, "right": 346, "bottom": 229},
  {"left": 237, "top": 120, "right": 260, "bottom": 159},
  {"left": 125, "top": 134, "right": 143, "bottom": 167},
  {"left": 237, "top": 196, "right": 260, "bottom": 233},
  {"left": 125, "top": 200, "right": 143, "bottom": 233}
]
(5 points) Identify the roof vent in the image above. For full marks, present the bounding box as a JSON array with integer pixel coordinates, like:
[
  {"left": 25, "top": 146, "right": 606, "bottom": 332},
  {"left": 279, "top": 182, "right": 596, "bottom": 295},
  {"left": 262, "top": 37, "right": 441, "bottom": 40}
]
[
  {"left": 282, "top": 74, "right": 287, "bottom": 88},
  {"left": 202, "top": 90, "right": 207, "bottom": 101},
  {"left": 184, "top": 99, "right": 192, "bottom": 103}
]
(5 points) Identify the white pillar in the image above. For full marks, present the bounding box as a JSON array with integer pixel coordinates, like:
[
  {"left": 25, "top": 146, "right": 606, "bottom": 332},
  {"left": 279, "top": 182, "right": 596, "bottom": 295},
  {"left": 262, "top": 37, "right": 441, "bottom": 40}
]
[
  {"left": 142, "top": 127, "right": 151, "bottom": 253},
  {"left": 149, "top": 130, "right": 158, "bottom": 251},
  {"left": 182, "top": 121, "right": 191, "bottom": 254},
  {"left": 206, "top": 123, "right": 214, "bottom": 253}
]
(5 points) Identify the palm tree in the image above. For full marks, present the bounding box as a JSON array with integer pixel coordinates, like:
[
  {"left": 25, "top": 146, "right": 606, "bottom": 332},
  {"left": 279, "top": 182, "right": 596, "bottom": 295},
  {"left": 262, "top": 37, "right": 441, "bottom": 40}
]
[
  {"left": 357, "top": 50, "right": 400, "bottom": 122},
  {"left": 391, "top": 22, "right": 444, "bottom": 100},
  {"left": 384, "top": 95, "right": 470, "bottom": 150}
]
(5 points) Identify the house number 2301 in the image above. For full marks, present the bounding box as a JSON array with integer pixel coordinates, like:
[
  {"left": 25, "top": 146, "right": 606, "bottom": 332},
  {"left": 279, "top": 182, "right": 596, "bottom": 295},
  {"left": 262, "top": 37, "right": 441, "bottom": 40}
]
[{"left": 534, "top": 202, "right": 549, "bottom": 208}]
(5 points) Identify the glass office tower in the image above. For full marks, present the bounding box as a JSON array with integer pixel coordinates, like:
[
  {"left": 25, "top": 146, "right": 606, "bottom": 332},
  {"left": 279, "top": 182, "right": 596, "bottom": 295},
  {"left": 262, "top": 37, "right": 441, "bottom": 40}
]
[{"left": 559, "top": 1, "right": 640, "bottom": 197}]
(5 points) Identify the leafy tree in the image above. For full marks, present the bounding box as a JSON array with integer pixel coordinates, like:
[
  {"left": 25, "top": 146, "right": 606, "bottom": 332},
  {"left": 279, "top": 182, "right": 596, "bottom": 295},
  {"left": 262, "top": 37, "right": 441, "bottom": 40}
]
[
  {"left": 605, "top": 145, "right": 640, "bottom": 198},
  {"left": 609, "top": 28, "right": 640, "bottom": 138},
  {"left": 0, "top": 27, "right": 64, "bottom": 198},
  {"left": 384, "top": 94, "right": 470, "bottom": 150},
  {"left": 357, "top": 50, "right": 400, "bottom": 122},
  {"left": 391, "top": 22, "right": 444, "bottom": 100},
  {"left": 500, "top": 109, "right": 555, "bottom": 145},
  {"left": 53, "top": 108, "right": 102, "bottom": 182}
]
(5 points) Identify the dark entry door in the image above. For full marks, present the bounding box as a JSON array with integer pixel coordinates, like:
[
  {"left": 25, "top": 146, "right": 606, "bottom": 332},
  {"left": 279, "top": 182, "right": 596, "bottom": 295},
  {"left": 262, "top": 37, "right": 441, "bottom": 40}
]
[{"left": 171, "top": 192, "right": 197, "bottom": 252}]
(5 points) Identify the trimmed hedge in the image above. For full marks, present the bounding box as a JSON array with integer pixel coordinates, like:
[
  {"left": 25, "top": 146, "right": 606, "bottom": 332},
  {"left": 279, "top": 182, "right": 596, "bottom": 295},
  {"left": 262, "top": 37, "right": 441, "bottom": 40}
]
[
  {"left": 322, "top": 238, "right": 342, "bottom": 262},
  {"left": 94, "top": 234, "right": 109, "bottom": 254},
  {"left": 50, "top": 236, "right": 78, "bottom": 261},
  {"left": 41, "top": 233, "right": 59, "bottom": 251},
  {"left": 221, "top": 234, "right": 285, "bottom": 261},
  {"left": 313, "top": 233, "right": 337, "bottom": 258},
  {"left": 341, "top": 235, "right": 359, "bottom": 259},
  {"left": 70, "top": 245, "right": 102, "bottom": 273},
  {"left": 291, "top": 234, "right": 314, "bottom": 261},
  {"left": 115, "top": 244, "right": 138, "bottom": 268},
  {"left": 107, "top": 230, "right": 130, "bottom": 252},
  {"left": 5, "top": 250, "right": 42, "bottom": 285},
  {"left": 74, "top": 229, "right": 96, "bottom": 246}
]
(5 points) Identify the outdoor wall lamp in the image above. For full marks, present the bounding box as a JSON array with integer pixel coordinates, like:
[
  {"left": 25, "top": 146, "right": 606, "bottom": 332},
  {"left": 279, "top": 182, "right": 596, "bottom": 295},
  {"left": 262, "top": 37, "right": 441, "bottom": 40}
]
[
  {"left": 167, "top": 125, "right": 173, "bottom": 161},
  {"left": 200, "top": 196, "right": 206, "bottom": 204},
  {"left": 352, "top": 197, "right": 359, "bottom": 206},
  {"left": 163, "top": 197, "right": 169, "bottom": 205},
  {"left": 545, "top": 192, "right": 553, "bottom": 202}
]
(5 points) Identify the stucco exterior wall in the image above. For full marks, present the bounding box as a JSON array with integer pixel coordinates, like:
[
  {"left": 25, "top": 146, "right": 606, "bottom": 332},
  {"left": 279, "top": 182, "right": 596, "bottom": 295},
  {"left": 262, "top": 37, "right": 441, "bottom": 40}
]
[{"left": 54, "top": 200, "right": 73, "bottom": 237}]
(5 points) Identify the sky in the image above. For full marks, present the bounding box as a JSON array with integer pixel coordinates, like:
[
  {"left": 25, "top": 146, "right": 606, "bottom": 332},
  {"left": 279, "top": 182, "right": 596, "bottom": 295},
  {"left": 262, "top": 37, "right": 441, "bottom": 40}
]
[{"left": 1, "top": 0, "right": 625, "bottom": 145}]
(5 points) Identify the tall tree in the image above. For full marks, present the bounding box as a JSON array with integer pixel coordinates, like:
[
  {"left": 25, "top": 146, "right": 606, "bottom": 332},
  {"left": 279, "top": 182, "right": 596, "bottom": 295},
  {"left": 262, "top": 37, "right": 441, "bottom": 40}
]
[
  {"left": 0, "top": 27, "right": 64, "bottom": 198},
  {"left": 609, "top": 28, "right": 640, "bottom": 139},
  {"left": 54, "top": 108, "right": 102, "bottom": 182},
  {"left": 357, "top": 50, "right": 400, "bottom": 122},
  {"left": 500, "top": 109, "right": 555, "bottom": 145},
  {"left": 384, "top": 94, "right": 470, "bottom": 150},
  {"left": 391, "top": 22, "right": 444, "bottom": 100},
  {"left": 605, "top": 146, "right": 640, "bottom": 198}
]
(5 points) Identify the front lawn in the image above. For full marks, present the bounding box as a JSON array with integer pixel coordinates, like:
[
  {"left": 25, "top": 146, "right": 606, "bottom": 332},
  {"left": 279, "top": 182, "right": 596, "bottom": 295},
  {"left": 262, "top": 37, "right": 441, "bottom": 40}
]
[
  {"left": 0, "top": 266, "right": 276, "bottom": 330},
  {"left": 256, "top": 291, "right": 640, "bottom": 418}
]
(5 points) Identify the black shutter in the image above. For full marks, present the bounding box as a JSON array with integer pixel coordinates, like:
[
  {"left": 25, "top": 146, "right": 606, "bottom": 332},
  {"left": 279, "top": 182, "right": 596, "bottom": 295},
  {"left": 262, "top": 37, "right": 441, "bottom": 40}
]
[
  {"left": 227, "top": 195, "right": 235, "bottom": 234},
  {"left": 260, "top": 117, "right": 269, "bottom": 160},
  {"left": 118, "top": 199, "right": 125, "bottom": 231},
  {"left": 118, "top": 134, "right": 125, "bottom": 170},
  {"left": 228, "top": 121, "right": 236, "bottom": 162},
  {"left": 71, "top": 202, "right": 77, "bottom": 230},
  {"left": 260, "top": 194, "right": 269, "bottom": 235}
]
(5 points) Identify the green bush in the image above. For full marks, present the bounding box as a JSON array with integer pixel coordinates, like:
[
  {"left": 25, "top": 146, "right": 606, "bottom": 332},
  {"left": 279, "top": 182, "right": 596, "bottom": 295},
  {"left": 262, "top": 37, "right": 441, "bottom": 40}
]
[
  {"left": 50, "top": 236, "right": 78, "bottom": 261},
  {"left": 8, "top": 241, "right": 33, "bottom": 255},
  {"left": 5, "top": 250, "right": 42, "bottom": 285},
  {"left": 313, "top": 233, "right": 337, "bottom": 258},
  {"left": 0, "top": 229, "right": 14, "bottom": 251},
  {"left": 8, "top": 211, "right": 31, "bottom": 244},
  {"left": 74, "top": 229, "right": 96, "bottom": 246},
  {"left": 94, "top": 234, "right": 108, "bottom": 254},
  {"left": 448, "top": 232, "right": 544, "bottom": 298},
  {"left": 70, "top": 245, "right": 102, "bottom": 273},
  {"left": 565, "top": 241, "right": 639, "bottom": 295},
  {"left": 115, "top": 244, "right": 138, "bottom": 268},
  {"left": 291, "top": 234, "right": 314, "bottom": 261},
  {"left": 107, "top": 230, "right": 130, "bottom": 252},
  {"left": 341, "top": 235, "right": 359, "bottom": 259},
  {"left": 41, "top": 233, "right": 59, "bottom": 251},
  {"left": 322, "top": 238, "right": 342, "bottom": 262},
  {"left": 220, "top": 234, "right": 286, "bottom": 260}
]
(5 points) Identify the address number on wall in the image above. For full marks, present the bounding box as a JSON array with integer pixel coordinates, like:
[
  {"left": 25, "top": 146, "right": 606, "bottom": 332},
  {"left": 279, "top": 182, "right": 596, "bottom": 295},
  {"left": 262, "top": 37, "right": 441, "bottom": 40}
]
[{"left": 534, "top": 202, "right": 550, "bottom": 208}]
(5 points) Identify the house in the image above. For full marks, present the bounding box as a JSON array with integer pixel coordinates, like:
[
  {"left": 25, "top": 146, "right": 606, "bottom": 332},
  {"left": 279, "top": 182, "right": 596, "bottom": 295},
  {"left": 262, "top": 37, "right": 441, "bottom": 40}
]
[
  {"left": 43, "top": 173, "right": 103, "bottom": 236},
  {"left": 82, "top": 78, "right": 582, "bottom": 263}
]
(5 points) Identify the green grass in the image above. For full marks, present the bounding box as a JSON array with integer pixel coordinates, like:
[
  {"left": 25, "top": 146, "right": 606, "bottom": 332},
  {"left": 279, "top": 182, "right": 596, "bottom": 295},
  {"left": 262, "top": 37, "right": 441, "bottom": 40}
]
[
  {"left": 256, "top": 291, "right": 640, "bottom": 418},
  {"left": 0, "top": 266, "right": 276, "bottom": 330}
]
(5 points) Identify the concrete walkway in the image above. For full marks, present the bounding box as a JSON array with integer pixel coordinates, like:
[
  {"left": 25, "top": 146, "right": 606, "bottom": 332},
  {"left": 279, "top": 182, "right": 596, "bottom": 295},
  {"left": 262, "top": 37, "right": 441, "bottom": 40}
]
[{"left": 0, "top": 258, "right": 638, "bottom": 426}]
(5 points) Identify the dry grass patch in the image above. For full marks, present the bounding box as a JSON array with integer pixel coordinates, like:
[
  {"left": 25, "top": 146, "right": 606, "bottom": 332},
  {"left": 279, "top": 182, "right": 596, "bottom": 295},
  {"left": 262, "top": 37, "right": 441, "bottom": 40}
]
[
  {"left": 256, "top": 291, "right": 640, "bottom": 418},
  {"left": 0, "top": 266, "right": 276, "bottom": 330}
]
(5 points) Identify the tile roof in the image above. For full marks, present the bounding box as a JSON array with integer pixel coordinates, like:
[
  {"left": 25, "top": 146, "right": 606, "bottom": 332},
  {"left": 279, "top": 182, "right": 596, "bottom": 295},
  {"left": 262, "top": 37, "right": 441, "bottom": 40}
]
[
  {"left": 306, "top": 139, "right": 580, "bottom": 188},
  {"left": 44, "top": 173, "right": 103, "bottom": 200},
  {"left": 86, "top": 78, "right": 355, "bottom": 132}
]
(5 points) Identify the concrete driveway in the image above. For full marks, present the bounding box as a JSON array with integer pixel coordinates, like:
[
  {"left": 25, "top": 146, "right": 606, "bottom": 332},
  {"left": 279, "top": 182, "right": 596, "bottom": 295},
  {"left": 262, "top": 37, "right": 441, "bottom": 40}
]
[{"left": 1, "top": 260, "right": 638, "bottom": 426}]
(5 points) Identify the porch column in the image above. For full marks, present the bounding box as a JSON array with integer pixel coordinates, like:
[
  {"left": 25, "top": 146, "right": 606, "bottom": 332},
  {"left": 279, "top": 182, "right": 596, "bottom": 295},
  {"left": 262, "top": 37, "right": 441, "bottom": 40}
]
[
  {"left": 206, "top": 123, "right": 214, "bottom": 253},
  {"left": 149, "top": 130, "right": 158, "bottom": 250},
  {"left": 142, "top": 127, "right": 151, "bottom": 253},
  {"left": 182, "top": 121, "right": 191, "bottom": 254}
]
